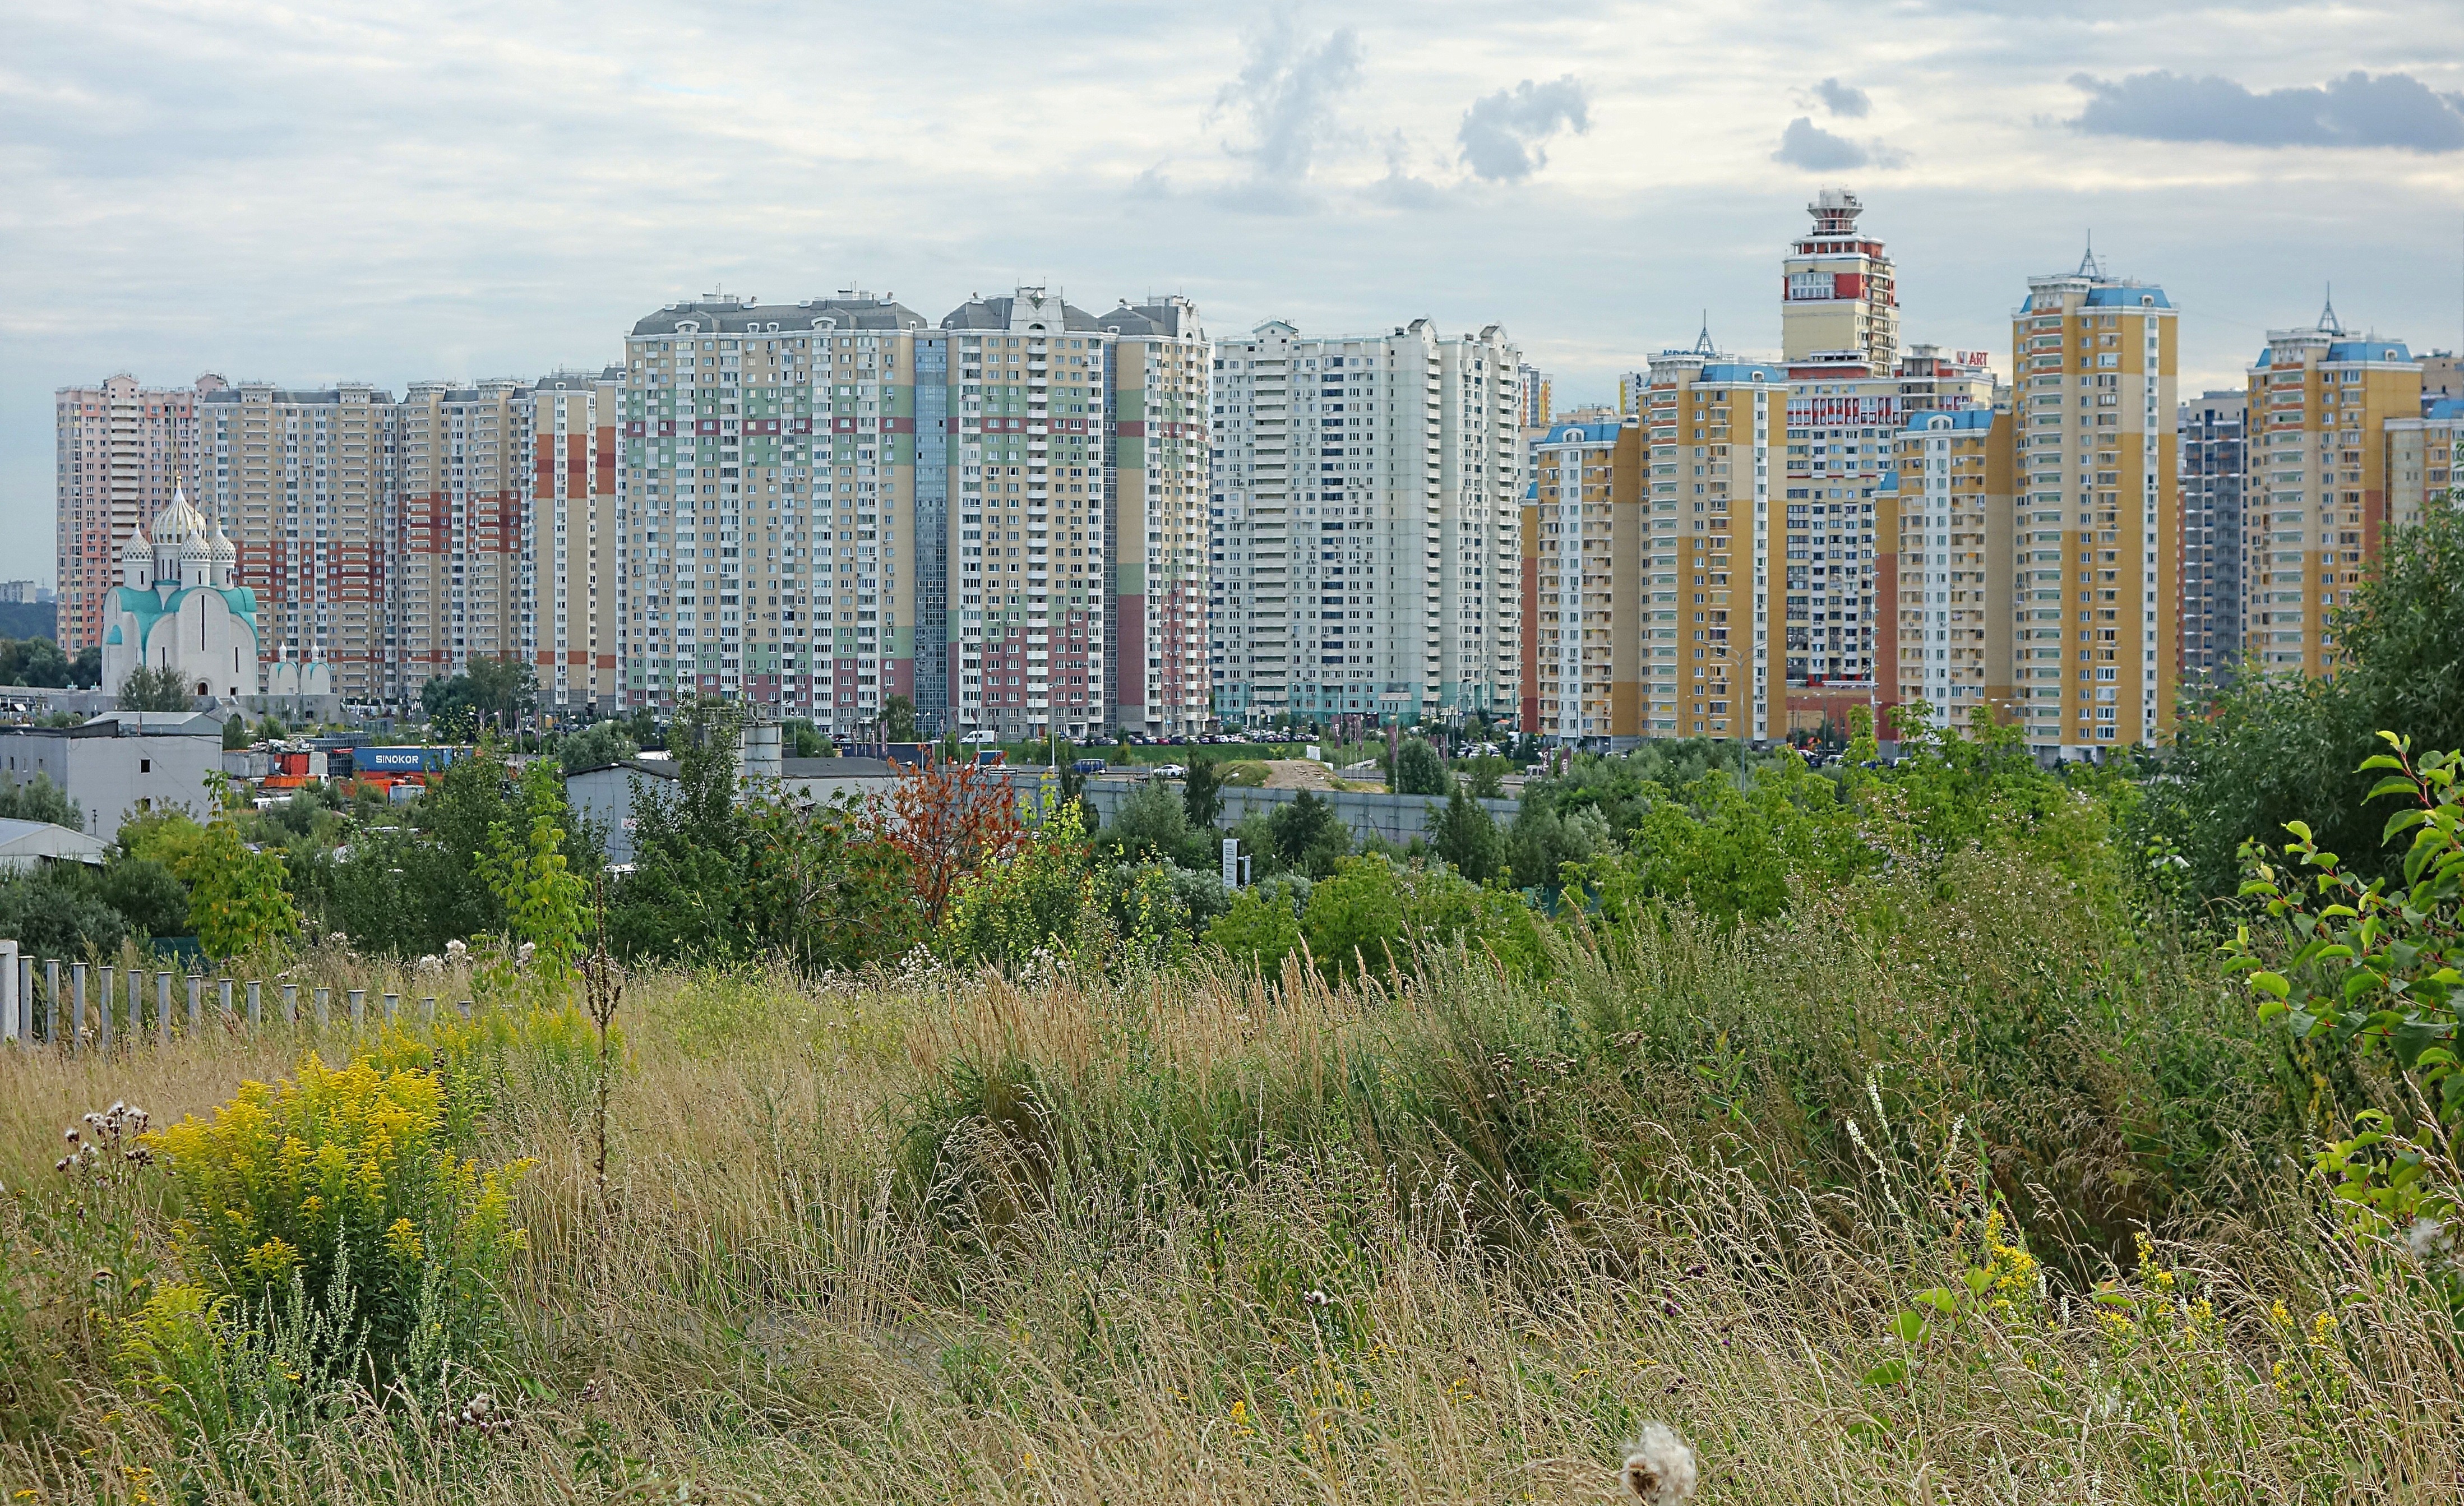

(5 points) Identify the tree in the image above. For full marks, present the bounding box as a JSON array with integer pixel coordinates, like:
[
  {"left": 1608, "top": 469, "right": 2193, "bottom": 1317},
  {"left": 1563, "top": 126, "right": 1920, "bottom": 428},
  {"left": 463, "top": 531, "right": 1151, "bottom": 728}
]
[
  {"left": 557, "top": 719, "right": 641, "bottom": 777},
  {"left": 70, "top": 645, "right": 101, "bottom": 689},
  {"left": 869, "top": 756, "right": 1030, "bottom": 928},
  {"left": 1462, "top": 755, "right": 1509, "bottom": 800},
  {"left": 0, "top": 772, "right": 81, "bottom": 829},
  {"left": 118, "top": 663, "right": 193, "bottom": 712},
  {"left": 1182, "top": 755, "right": 1224, "bottom": 830},
  {"left": 8, "top": 637, "right": 71, "bottom": 689},
  {"left": 480, "top": 761, "right": 588, "bottom": 1003},
  {"left": 222, "top": 714, "right": 249, "bottom": 751},
  {"left": 1205, "top": 879, "right": 1304, "bottom": 975},
  {"left": 1268, "top": 789, "right": 1351, "bottom": 879},
  {"left": 1393, "top": 737, "right": 1448, "bottom": 796},
  {"left": 1846, "top": 704, "right": 1881, "bottom": 765},
  {"left": 1301, "top": 858, "right": 1406, "bottom": 982},
  {"left": 422, "top": 656, "right": 538, "bottom": 738},
  {"left": 882, "top": 694, "right": 919, "bottom": 742},
  {"left": 941, "top": 804, "right": 1099, "bottom": 971},
  {"left": 1431, "top": 786, "right": 1504, "bottom": 885},
  {"left": 1104, "top": 776, "right": 1190, "bottom": 864},
  {"left": 100, "top": 854, "right": 189, "bottom": 939},
  {"left": 2138, "top": 507, "right": 2464, "bottom": 901},
  {"left": 0, "top": 865, "right": 127, "bottom": 956},
  {"left": 188, "top": 817, "right": 299, "bottom": 961}
]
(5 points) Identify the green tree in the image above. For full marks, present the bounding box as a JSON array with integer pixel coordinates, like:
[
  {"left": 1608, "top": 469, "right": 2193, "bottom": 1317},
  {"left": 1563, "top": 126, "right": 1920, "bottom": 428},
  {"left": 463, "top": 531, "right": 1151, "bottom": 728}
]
[
  {"left": 1268, "top": 789, "right": 1351, "bottom": 878},
  {"left": 421, "top": 655, "right": 538, "bottom": 738},
  {"left": 118, "top": 663, "right": 193, "bottom": 712},
  {"left": 479, "top": 761, "right": 588, "bottom": 1004},
  {"left": 100, "top": 854, "right": 189, "bottom": 939},
  {"left": 1104, "top": 776, "right": 1190, "bottom": 863},
  {"left": 2140, "top": 507, "right": 2464, "bottom": 900},
  {"left": 557, "top": 719, "right": 641, "bottom": 776},
  {"left": 1183, "top": 754, "right": 1224, "bottom": 830},
  {"left": 0, "top": 772, "right": 81, "bottom": 829},
  {"left": 70, "top": 645, "right": 101, "bottom": 690},
  {"left": 1205, "top": 878, "right": 1305, "bottom": 975},
  {"left": 942, "top": 804, "right": 1099, "bottom": 971},
  {"left": 1301, "top": 858, "right": 1406, "bottom": 982},
  {"left": 221, "top": 713, "right": 249, "bottom": 750},
  {"left": 14, "top": 637, "right": 71, "bottom": 689},
  {"left": 882, "top": 694, "right": 919, "bottom": 742},
  {"left": 1846, "top": 704, "right": 1880, "bottom": 765},
  {"left": 188, "top": 817, "right": 299, "bottom": 961},
  {"left": 1430, "top": 785, "right": 1505, "bottom": 884},
  {"left": 1393, "top": 737, "right": 1448, "bottom": 796}
]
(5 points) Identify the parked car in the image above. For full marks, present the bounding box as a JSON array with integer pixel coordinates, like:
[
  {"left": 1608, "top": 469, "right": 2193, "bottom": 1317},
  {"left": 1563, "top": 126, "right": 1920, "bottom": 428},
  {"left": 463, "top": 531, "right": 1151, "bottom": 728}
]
[
  {"left": 1071, "top": 757, "right": 1110, "bottom": 775},
  {"left": 1153, "top": 763, "right": 1188, "bottom": 779}
]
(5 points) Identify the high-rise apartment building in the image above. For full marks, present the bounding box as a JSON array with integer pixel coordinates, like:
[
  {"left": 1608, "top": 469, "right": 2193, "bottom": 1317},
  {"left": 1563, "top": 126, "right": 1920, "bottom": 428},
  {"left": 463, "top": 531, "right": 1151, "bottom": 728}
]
[
  {"left": 199, "top": 381, "right": 396, "bottom": 705},
  {"left": 1882, "top": 406, "right": 2015, "bottom": 726},
  {"left": 1639, "top": 347, "right": 1790, "bottom": 740},
  {"left": 395, "top": 380, "right": 526, "bottom": 692},
  {"left": 1092, "top": 298, "right": 1212, "bottom": 737},
  {"left": 2007, "top": 257, "right": 2178, "bottom": 755},
  {"left": 940, "top": 289, "right": 1109, "bottom": 741},
  {"left": 621, "top": 293, "right": 936, "bottom": 725},
  {"left": 56, "top": 373, "right": 218, "bottom": 653},
  {"left": 523, "top": 371, "right": 625, "bottom": 718},
  {"left": 2242, "top": 309, "right": 2421, "bottom": 678},
  {"left": 1211, "top": 318, "right": 1520, "bottom": 729},
  {"left": 1782, "top": 190, "right": 1898, "bottom": 372},
  {"left": 2385, "top": 399, "right": 2462, "bottom": 528},
  {"left": 1518, "top": 364, "right": 1552, "bottom": 428},
  {"left": 2178, "top": 391, "right": 2247, "bottom": 685},
  {"left": 1527, "top": 418, "right": 1643, "bottom": 746},
  {"left": 1440, "top": 327, "right": 1523, "bottom": 718}
]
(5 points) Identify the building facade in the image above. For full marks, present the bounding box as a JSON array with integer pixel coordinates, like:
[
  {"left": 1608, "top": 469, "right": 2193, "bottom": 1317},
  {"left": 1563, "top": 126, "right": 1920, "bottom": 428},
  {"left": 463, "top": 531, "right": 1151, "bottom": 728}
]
[
  {"left": 395, "top": 380, "right": 527, "bottom": 695},
  {"left": 55, "top": 374, "right": 219, "bottom": 654},
  {"left": 621, "top": 293, "right": 936, "bottom": 726},
  {"left": 1209, "top": 317, "right": 1519, "bottom": 731},
  {"left": 939, "top": 289, "right": 1109, "bottom": 742},
  {"left": 523, "top": 371, "right": 625, "bottom": 718},
  {"left": 1781, "top": 189, "right": 1899, "bottom": 373},
  {"left": 1527, "top": 418, "right": 1643, "bottom": 746},
  {"left": 2008, "top": 258, "right": 2178, "bottom": 756},
  {"left": 197, "top": 381, "right": 395, "bottom": 706},
  {"left": 1093, "top": 298, "right": 1211, "bottom": 737},
  {"left": 1883, "top": 406, "right": 2014, "bottom": 728},
  {"left": 2242, "top": 310, "right": 2420, "bottom": 678},
  {"left": 2178, "top": 391, "right": 2247, "bottom": 685}
]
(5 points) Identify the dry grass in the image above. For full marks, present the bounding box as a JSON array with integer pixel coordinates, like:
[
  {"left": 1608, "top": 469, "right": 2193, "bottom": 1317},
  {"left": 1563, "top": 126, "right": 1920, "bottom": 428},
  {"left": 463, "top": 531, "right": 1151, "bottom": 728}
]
[{"left": 4, "top": 889, "right": 2462, "bottom": 1503}]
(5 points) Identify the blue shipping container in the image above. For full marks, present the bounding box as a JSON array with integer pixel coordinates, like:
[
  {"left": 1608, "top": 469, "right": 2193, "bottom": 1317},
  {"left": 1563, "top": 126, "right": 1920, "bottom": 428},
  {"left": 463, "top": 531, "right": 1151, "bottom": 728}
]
[{"left": 357, "top": 746, "right": 459, "bottom": 773}]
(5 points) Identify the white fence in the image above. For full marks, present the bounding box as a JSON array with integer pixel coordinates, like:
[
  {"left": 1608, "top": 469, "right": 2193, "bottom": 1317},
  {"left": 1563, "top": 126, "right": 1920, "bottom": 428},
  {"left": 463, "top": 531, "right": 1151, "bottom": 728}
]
[{"left": 0, "top": 941, "right": 478, "bottom": 1052}]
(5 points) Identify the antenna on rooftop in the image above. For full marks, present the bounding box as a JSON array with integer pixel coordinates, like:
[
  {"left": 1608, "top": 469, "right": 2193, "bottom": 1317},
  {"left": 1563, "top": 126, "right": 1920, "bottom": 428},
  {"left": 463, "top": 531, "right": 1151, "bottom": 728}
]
[
  {"left": 2318, "top": 284, "right": 2343, "bottom": 336},
  {"left": 1693, "top": 311, "right": 1716, "bottom": 357},
  {"left": 2076, "top": 233, "right": 2101, "bottom": 279}
]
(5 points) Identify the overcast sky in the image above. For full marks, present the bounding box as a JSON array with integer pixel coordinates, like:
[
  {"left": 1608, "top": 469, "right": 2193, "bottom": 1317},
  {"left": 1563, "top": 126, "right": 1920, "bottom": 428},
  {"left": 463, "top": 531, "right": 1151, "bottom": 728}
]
[{"left": 4, "top": 0, "right": 2461, "bottom": 582}]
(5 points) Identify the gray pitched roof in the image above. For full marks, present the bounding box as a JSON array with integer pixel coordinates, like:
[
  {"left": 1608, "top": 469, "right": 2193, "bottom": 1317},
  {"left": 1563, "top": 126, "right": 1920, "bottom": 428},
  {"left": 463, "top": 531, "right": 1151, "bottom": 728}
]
[
  {"left": 939, "top": 292, "right": 1103, "bottom": 334},
  {"left": 631, "top": 297, "right": 928, "bottom": 338}
]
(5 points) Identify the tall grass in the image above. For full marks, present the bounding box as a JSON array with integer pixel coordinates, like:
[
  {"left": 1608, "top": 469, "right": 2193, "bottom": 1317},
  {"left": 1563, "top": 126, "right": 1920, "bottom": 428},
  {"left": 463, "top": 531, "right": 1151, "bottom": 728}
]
[{"left": 2, "top": 847, "right": 2454, "bottom": 1503}]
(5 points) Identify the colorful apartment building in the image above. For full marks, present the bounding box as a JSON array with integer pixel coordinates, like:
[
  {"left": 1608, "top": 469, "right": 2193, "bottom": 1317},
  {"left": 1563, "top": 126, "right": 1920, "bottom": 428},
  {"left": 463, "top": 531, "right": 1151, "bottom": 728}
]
[
  {"left": 54, "top": 374, "right": 216, "bottom": 655},
  {"left": 1092, "top": 298, "right": 1212, "bottom": 738},
  {"left": 1526, "top": 418, "right": 1643, "bottom": 746},
  {"left": 395, "top": 380, "right": 527, "bottom": 692},
  {"left": 1881, "top": 406, "right": 2015, "bottom": 727},
  {"left": 198, "top": 381, "right": 395, "bottom": 705},
  {"left": 523, "top": 371, "right": 625, "bottom": 718},
  {"left": 1781, "top": 189, "right": 1899, "bottom": 373},
  {"left": 2008, "top": 256, "right": 2178, "bottom": 755},
  {"left": 2242, "top": 309, "right": 2420, "bottom": 677},
  {"left": 2178, "top": 391, "right": 2248, "bottom": 685}
]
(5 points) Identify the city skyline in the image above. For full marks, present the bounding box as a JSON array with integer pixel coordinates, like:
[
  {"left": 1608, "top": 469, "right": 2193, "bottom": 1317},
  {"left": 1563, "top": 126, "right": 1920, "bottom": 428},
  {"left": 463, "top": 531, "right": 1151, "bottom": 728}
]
[{"left": 7, "top": 1, "right": 2462, "bottom": 581}]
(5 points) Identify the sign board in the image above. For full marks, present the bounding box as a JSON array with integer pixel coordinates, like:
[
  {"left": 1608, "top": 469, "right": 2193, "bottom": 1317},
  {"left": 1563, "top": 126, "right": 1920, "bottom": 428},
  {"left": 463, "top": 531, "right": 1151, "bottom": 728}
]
[
  {"left": 1221, "top": 837, "right": 1241, "bottom": 889},
  {"left": 1304, "top": 744, "right": 1321, "bottom": 763}
]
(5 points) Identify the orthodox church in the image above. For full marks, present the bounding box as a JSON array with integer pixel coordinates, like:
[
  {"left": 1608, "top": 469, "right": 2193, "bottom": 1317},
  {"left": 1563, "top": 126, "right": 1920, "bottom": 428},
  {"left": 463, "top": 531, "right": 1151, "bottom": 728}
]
[{"left": 101, "top": 489, "right": 263, "bottom": 704}]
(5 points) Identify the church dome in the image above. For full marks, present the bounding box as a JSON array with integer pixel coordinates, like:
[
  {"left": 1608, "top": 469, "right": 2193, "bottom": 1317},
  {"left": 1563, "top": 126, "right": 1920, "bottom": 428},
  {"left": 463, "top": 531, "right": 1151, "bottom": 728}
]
[{"left": 151, "top": 487, "right": 207, "bottom": 547}]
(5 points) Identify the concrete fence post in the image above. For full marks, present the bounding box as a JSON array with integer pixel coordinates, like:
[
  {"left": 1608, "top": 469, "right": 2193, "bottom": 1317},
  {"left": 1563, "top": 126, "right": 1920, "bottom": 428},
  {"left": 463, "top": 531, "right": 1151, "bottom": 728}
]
[
  {"left": 46, "top": 959, "right": 61, "bottom": 1046},
  {"left": 128, "top": 969, "right": 143, "bottom": 1047},
  {"left": 219, "top": 977, "right": 233, "bottom": 1023},
  {"left": 187, "top": 974, "right": 202, "bottom": 1033},
  {"left": 314, "top": 988, "right": 330, "bottom": 1031},
  {"left": 98, "top": 967, "right": 114, "bottom": 1052},
  {"left": 382, "top": 992, "right": 398, "bottom": 1024},
  {"left": 72, "top": 963, "right": 88, "bottom": 1055},
  {"left": 0, "top": 939, "right": 17, "bottom": 1045},
  {"left": 282, "top": 983, "right": 298, "bottom": 1026},
  {"left": 348, "top": 989, "right": 364, "bottom": 1027},
  {"left": 156, "top": 972, "right": 172, "bottom": 1046},
  {"left": 247, "top": 980, "right": 262, "bottom": 1026}
]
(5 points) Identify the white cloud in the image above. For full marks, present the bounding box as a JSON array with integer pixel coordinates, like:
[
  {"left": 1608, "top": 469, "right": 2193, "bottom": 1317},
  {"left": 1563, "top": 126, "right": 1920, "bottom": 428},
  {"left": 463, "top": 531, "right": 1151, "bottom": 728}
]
[{"left": 3, "top": 0, "right": 2460, "bottom": 580}]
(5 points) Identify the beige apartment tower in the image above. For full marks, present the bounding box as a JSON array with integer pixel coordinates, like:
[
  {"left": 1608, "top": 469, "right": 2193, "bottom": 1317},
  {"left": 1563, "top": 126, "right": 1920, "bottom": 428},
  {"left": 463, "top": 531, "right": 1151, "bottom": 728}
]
[
  {"left": 523, "top": 371, "right": 626, "bottom": 717},
  {"left": 1782, "top": 190, "right": 1898, "bottom": 372},
  {"left": 2242, "top": 307, "right": 2423, "bottom": 678},
  {"left": 2007, "top": 256, "right": 2178, "bottom": 756},
  {"left": 198, "top": 381, "right": 395, "bottom": 705},
  {"left": 395, "top": 381, "right": 528, "bottom": 695},
  {"left": 56, "top": 374, "right": 219, "bottom": 654}
]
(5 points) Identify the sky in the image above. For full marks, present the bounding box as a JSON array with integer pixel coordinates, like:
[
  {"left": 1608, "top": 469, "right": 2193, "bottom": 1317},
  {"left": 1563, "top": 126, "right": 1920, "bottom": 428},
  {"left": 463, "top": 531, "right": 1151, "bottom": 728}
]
[{"left": 4, "top": 0, "right": 2461, "bottom": 584}]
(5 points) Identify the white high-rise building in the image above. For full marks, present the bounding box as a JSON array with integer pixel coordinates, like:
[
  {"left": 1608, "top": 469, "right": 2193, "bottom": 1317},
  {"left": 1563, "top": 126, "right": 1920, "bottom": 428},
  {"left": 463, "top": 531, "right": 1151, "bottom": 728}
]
[{"left": 1209, "top": 317, "right": 1521, "bottom": 730}]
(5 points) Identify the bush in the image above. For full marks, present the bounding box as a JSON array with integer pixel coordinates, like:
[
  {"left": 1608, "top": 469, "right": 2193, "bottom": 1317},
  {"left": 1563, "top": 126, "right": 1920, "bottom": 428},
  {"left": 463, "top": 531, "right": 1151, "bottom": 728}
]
[
  {"left": 100, "top": 853, "right": 189, "bottom": 939},
  {"left": 0, "top": 863, "right": 126, "bottom": 955},
  {"left": 1393, "top": 737, "right": 1448, "bottom": 796},
  {"left": 142, "top": 1050, "right": 532, "bottom": 1398},
  {"left": 0, "top": 770, "right": 81, "bottom": 829}
]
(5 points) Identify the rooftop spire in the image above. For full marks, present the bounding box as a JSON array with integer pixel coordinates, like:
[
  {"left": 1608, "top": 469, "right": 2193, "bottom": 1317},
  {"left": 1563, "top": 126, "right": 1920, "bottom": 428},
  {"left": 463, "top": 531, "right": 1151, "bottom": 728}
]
[
  {"left": 1693, "top": 311, "right": 1717, "bottom": 357},
  {"left": 2318, "top": 284, "right": 2343, "bottom": 335},
  {"left": 2077, "top": 232, "right": 2102, "bottom": 279}
]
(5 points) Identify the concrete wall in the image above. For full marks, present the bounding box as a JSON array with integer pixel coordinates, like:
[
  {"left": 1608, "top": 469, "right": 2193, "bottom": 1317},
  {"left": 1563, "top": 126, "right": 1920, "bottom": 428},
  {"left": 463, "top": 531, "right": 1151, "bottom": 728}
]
[
  {"left": 1081, "top": 778, "right": 1518, "bottom": 847},
  {"left": 0, "top": 729, "right": 221, "bottom": 837}
]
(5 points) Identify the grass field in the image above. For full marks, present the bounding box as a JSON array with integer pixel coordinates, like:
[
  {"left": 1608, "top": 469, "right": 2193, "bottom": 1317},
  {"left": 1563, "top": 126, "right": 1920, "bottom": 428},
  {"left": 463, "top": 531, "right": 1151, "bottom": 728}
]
[{"left": 3, "top": 844, "right": 2458, "bottom": 1502}]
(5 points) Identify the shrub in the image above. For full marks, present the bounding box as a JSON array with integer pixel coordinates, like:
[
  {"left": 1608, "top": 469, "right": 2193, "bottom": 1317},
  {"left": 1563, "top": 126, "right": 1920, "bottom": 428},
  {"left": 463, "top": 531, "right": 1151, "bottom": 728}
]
[
  {"left": 1393, "top": 737, "right": 1448, "bottom": 796},
  {"left": 143, "top": 1051, "right": 532, "bottom": 1396}
]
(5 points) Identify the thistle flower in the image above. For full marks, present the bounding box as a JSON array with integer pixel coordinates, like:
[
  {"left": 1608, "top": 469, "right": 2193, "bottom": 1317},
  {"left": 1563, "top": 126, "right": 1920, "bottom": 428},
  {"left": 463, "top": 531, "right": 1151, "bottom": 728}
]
[{"left": 1619, "top": 1422, "right": 1698, "bottom": 1504}]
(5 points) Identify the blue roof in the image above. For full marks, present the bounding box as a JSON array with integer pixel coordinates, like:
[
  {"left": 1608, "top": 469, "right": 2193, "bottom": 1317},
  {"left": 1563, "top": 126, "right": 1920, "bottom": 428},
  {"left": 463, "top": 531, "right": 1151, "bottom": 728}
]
[
  {"left": 1899, "top": 406, "right": 1996, "bottom": 436},
  {"left": 1540, "top": 421, "right": 1623, "bottom": 445},
  {"left": 2428, "top": 398, "right": 2464, "bottom": 421},
  {"left": 1699, "top": 363, "right": 1779, "bottom": 382},
  {"left": 2327, "top": 339, "right": 2412, "bottom": 364},
  {"left": 2083, "top": 285, "right": 2171, "bottom": 309}
]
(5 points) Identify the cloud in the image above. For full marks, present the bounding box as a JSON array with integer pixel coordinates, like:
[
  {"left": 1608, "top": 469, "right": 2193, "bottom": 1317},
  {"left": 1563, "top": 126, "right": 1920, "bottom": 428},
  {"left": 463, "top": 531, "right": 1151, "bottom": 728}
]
[
  {"left": 1212, "top": 16, "right": 1365, "bottom": 182},
  {"left": 1370, "top": 132, "right": 1446, "bottom": 208},
  {"left": 2068, "top": 70, "right": 2464, "bottom": 152},
  {"left": 1456, "top": 76, "right": 1591, "bottom": 182},
  {"left": 1773, "top": 116, "right": 1870, "bottom": 169},
  {"left": 1814, "top": 77, "right": 1870, "bottom": 118}
]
